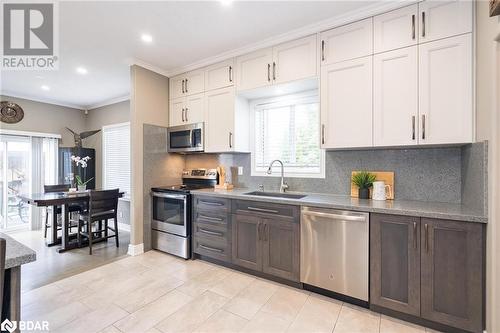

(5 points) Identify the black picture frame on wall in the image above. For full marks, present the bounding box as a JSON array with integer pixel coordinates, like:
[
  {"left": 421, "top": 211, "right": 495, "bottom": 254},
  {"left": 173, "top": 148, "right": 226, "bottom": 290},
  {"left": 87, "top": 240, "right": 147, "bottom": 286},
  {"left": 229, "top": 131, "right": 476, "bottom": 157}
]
[{"left": 491, "top": 0, "right": 500, "bottom": 17}]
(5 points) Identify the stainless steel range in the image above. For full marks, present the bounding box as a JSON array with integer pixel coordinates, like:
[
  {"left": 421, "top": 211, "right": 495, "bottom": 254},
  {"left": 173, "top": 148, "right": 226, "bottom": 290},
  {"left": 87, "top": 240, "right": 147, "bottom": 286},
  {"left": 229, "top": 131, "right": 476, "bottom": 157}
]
[{"left": 151, "top": 169, "right": 217, "bottom": 258}]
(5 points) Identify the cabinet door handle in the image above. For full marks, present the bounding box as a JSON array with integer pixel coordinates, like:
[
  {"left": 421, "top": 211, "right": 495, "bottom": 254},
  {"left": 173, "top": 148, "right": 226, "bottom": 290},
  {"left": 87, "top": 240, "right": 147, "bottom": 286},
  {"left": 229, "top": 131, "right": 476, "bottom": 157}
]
[
  {"left": 424, "top": 223, "right": 429, "bottom": 253},
  {"left": 264, "top": 223, "right": 269, "bottom": 241},
  {"left": 411, "top": 14, "right": 416, "bottom": 40},
  {"left": 247, "top": 206, "right": 279, "bottom": 214},
  {"left": 185, "top": 107, "right": 188, "bottom": 122},
  {"left": 199, "top": 215, "right": 223, "bottom": 222},
  {"left": 421, "top": 114, "right": 426, "bottom": 140},
  {"left": 412, "top": 116, "right": 416, "bottom": 140},
  {"left": 272, "top": 62, "right": 276, "bottom": 81},
  {"left": 321, "top": 124, "right": 325, "bottom": 145},
  {"left": 229, "top": 66, "right": 233, "bottom": 82},
  {"left": 267, "top": 63, "right": 271, "bottom": 82},
  {"left": 185, "top": 78, "right": 188, "bottom": 93},
  {"left": 199, "top": 244, "right": 223, "bottom": 253},
  {"left": 321, "top": 40, "right": 325, "bottom": 61},
  {"left": 421, "top": 11, "right": 426, "bottom": 38},
  {"left": 413, "top": 222, "right": 417, "bottom": 249},
  {"left": 199, "top": 228, "right": 223, "bottom": 237},
  {"left": 181, "top": 108, "right": 185, "bottom": 122},
  {"left": 229, "top": 132, "right": 233, "bottom": 148},
  {"left": 257, "top": 222, "right": 262, "bottom": 240},
  {"left": 200, "top": 200, "right": 223, "bottom": 206},
  {"left": 182, "top": 79, "right": 185, "bottom": 94}
]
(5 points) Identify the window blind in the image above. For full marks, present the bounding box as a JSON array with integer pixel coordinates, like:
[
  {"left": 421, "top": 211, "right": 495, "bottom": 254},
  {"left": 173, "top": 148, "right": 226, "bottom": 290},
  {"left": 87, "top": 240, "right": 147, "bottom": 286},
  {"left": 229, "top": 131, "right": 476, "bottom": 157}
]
[
  {"left": 102, "top": 123, "right": 130, "bottom": 195},
  {"left": 254, "top": 95, "right": 321, "bottom": 175}
]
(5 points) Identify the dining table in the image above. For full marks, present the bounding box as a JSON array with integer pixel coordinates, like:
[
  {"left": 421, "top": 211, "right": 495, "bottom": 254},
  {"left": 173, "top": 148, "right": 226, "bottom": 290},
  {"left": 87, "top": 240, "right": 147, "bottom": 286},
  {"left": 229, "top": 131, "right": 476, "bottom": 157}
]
[{"left": 19, "top": 190, "right": 123, "bottom": 253}]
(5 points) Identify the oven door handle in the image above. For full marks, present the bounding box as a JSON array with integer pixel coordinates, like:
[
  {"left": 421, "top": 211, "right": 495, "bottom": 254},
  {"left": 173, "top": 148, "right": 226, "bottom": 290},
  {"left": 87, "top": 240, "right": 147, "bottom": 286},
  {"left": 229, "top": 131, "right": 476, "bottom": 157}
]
[{"left": 151, "top": 192, "right": 187, "bottom": 200}]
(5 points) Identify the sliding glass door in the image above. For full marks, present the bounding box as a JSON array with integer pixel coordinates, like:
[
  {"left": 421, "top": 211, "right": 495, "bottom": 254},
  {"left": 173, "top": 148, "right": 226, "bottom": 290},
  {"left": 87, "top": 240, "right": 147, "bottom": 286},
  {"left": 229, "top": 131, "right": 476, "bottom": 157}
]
[{"left": 0, "top": 135, "right": 31, "bottom": 230}]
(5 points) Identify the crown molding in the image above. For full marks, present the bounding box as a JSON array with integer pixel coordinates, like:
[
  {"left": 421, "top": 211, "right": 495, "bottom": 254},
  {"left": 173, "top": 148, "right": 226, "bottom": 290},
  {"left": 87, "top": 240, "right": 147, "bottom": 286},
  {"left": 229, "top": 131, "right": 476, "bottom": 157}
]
[
  {"left": 0, "top": 91, "right": 85, "bottom": 110},
  {"left": 162, "top": 0, "right": 414, "bottom": 77},
  {"left": 130, "top": 58, "right": 171, "bottom": 77},
  {"left": 87, "top": 94, "right": 130, "bottom": 110}
]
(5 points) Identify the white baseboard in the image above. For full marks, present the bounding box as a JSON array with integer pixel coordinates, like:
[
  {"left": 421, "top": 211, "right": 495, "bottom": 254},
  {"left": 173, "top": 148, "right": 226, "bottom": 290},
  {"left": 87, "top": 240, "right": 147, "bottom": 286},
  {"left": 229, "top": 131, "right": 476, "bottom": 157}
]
[{"left": 127, "top": 243, "right": 144, "bottom": 256}]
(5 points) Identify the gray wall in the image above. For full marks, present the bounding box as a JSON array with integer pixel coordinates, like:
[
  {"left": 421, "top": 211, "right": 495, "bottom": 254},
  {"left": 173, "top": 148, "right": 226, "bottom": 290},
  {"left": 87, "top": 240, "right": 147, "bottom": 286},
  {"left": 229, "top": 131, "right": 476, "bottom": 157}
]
[
  {"left": 0, "top": 95, "right": 86, "bottom": 147},
  {"left": 185, "top": 142, "right": 487, "bottom": 206}
]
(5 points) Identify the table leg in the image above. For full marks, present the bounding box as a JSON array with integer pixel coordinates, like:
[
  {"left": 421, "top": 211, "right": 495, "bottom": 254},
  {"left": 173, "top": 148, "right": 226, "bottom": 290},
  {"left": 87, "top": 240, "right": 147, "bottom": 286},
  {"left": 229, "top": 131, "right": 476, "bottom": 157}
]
[
  {"left": 58, "top": 204, "right": 70, "bottom": 253},
  {"left": 45, "top": 205, "right": 61, "bottom": 247}
]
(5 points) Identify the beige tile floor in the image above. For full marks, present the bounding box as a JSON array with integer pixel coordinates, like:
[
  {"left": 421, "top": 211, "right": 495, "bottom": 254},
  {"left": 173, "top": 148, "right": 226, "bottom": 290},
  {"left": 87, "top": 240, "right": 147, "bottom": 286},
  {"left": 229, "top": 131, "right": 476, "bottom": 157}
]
[{"left": 21, "top": 250, "right": 440, "bottom": 333}]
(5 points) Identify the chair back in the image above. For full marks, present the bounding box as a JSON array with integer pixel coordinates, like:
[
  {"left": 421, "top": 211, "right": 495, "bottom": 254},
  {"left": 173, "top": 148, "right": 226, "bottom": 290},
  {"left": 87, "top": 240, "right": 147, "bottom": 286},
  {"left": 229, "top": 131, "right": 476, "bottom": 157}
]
[
  {"left": 0, "top": 238, "right": 6, "bottom": 319},
  {"left": 89, "top": 189, "right": 120, "bottom": 217},
  {"left": 44, "top": 184, "right": 71, "bottom": 193}
]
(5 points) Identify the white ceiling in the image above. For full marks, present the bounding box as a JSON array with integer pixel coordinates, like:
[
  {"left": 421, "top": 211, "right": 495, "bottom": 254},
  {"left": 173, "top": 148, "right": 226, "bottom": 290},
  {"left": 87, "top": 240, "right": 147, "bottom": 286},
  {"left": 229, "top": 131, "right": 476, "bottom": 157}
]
[{"left": 0, "top": 1, "right": 397, "bottom": 110}]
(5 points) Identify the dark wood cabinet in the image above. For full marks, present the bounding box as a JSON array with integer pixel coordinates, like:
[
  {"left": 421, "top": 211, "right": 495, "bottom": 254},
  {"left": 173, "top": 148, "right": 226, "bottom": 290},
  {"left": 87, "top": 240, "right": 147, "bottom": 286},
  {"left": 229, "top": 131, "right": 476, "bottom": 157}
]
[
  {"left": 370, "top": 214, "right": 485, "bottom": 333},
  {"left": 262, "top": 217, "right": 300, "bottom": 281},
  {"left": 231, "top": 200, "right": 300, "bottom": 282},
  {"left": 231, "top": 213, "right": 262, "bottom": 271},
  {"left": 420, "top": 218, "right": 484, "bottom": 333},
  {"left": 370, "top": 214, "right": 421, "bottom": 316}
]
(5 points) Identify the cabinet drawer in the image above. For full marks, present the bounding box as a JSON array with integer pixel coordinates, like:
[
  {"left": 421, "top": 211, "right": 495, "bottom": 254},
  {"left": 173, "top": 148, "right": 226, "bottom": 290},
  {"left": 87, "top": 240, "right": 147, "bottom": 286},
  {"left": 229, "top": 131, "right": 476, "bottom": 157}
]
[
  {"left": 194, "top": 221, "right": 229, "bottom": 241},
  {"left": 194, "top": 196, "right": 230, "bottom": 212},
  {"left": 194, "top": 235, "right": 231, "bottom": 262},
  {"left": 193, "top": 209, "right": 229, "bottom": 226},
  {"left": 233, "top": 200, "right": 299, "bottom": 219}
]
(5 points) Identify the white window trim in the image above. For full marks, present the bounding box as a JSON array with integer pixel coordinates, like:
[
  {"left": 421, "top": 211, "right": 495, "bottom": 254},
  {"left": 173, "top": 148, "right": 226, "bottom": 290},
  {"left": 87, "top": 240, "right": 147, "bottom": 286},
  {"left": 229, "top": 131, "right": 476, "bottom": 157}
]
[
  {"left": 250, "top": 90, "right": 325, "bottom": 179},
  {"left": 102, "top": 121, "right": 131, "bottom": 198},
  {"left": 0, "top": 129, "right": 61, "bottom": 139}
]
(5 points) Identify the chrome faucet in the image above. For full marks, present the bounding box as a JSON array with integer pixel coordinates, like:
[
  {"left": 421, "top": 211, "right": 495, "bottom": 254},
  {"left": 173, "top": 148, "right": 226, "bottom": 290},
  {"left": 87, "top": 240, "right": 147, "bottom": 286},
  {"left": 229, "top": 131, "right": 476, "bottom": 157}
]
[{"left": 267, "top": 160, "right": 289, "bottom": 193}]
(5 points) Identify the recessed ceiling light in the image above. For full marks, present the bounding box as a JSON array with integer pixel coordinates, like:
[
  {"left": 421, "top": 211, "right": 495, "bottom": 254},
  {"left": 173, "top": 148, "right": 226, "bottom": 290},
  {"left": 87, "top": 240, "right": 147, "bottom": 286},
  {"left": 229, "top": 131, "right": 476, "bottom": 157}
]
[
  {"left": 41, "top": 85, "right": 50, "bottom": 91},
  {"left": 76, "top": 66, "right": 88, "bottom": 75},
  {"left": 141, "top": 34, "right": 153, "bottom": 43},
  {"left": 219, "top": 0, "right": 233, "bottom": 6}
]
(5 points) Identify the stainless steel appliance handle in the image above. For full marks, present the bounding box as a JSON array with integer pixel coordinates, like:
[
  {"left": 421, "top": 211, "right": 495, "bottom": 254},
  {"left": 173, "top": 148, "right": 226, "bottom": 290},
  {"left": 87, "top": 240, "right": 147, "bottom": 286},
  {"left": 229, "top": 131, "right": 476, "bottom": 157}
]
[
  {"left": 199, "top": 215, "right": 223, "bottom": 222},
  {"left": 272, "top": 62, "right": 276, "bottom": 81},
  {"left": 199, "top": 244, "right": 223, "bottom": 253},
  {"left": 152, "top": 192, "right": 187, "bottom": 200},
  {"left": 199, "top": 228, "right": 223, "bottom": 237},
  {"left": 247, "top": 206, "right": 279, "bottom": 214},
  {"left": 321, "top": 40, "right": 325, "bottom": 61},
  {"left": 421, "top": 11, "right": 426, "bottom": 38},
  {"left": 412, "top": 116, "right": 416, "bottom": 140},
  {"left": 411, "top": 14, "right": 416, "bottom": 40},
  {"left": 267, "top": 63, "right": 271, "bottom": 82},
  {"left": 229, "top": 66, "right": 233, "bottom": 82},
  {"left": 302, "top": 210, "right": 366, "bottom": 222}
]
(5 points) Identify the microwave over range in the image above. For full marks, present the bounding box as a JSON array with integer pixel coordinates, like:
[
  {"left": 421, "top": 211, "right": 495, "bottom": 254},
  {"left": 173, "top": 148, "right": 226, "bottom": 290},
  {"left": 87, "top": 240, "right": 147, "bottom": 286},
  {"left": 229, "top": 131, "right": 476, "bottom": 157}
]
[{"left": 167, "top": 122, "right": 204, "bottom": 153}]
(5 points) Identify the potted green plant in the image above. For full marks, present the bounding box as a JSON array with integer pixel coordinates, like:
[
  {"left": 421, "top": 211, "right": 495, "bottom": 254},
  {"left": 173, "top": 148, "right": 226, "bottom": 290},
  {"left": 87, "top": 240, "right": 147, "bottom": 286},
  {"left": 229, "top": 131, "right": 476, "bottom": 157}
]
[
  {"left": 71, "top": 155, "right": 93, "bottom": 191},
  {"left": 352, "top": 171, "right": 377, "bottom": 199}
]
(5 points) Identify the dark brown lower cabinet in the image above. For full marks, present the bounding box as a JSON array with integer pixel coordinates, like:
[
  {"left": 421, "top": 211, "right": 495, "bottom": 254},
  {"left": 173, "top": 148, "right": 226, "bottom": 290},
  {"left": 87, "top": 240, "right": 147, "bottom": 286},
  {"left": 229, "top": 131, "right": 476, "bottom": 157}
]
[
  {"left": 370, "top": 214, "right": 485, "bottom": 333},
  {"left": 421, "top": 218, "right": 484, "bottom": 333},
  {"left": 370, "top": 214, "right": 421, "bottom": 316}
]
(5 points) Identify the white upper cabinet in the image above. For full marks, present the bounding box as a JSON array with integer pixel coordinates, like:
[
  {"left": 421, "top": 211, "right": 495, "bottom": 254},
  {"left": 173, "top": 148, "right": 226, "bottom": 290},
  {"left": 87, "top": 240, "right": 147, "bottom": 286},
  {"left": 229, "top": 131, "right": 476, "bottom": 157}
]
[
  {"left": 169, "top": 98, "right": 186, "bottom": 127},
  {"left": 419, "top": 34, "right": 472, "bottom": 145},
  {"left": 374, "top": 46, "right": 418, "bottom": 146},
  {"left": 320, "top": 18, "right": 373, "bottom": 66},
  {"left": 418, "top": 0, "right": 472, "bottom": 43},
  {"left": 374, "top": 4, "right": 418, "bottom": 53},
  {"left": 236, "top": 48, "right": 273, "bottom": 91},
  {"left": 272, "top": 35, "right": 317, "bottom": 85},
  {"left": 204, "top": 87, "right": 249, "bottom": 153},
  {"left": 185, "top": 93, "right": 204, "bottom": 124},
  {"left": 169, "top": 70, "right": 205, "bottom": 99},
  {"left": 205, "top": 59, "right": 235, "bottom": 91},
  {"left": 321, "top": 56, "right": 372, "bottom": 149}
]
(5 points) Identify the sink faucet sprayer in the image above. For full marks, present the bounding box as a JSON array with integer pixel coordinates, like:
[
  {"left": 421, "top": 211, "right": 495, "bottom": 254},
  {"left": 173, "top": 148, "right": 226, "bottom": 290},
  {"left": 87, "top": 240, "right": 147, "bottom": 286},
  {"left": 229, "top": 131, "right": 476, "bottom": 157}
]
[{"left": 267, "top": 160, "right": 289, "bottom": 193}]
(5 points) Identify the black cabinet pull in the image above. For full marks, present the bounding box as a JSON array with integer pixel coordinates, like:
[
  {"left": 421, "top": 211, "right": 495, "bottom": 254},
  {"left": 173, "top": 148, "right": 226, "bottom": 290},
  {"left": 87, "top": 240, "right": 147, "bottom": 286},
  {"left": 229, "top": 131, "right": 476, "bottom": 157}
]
[
  {"left": 422, "top": 11, "right": 426, "bottom": 38},
  {"left": 411, "top": 14, "right": 416, "bottom": 40},
  {"left": 267, "top": 63, "right": 271, "bottom": 82},
  {"left": 181, "top": 79, "right": 185, "bottom": 94},
  {"left": 229, "top": 66, "right": 233, "bottom": 82},
  {"left": 413, "top": 222, "right": 417, "bottom": 249},
  {"left": 321, "top": 40, "right": 325, "bottom": 61},
  {"left": 199, "top": 244, "right": 223, "bottom": 253},
  {"left": 272, "top": 62, "right": 276, "bottom": 81},
  {"left": 424, "top": 223, "right": 429, "bottom": 253},
  {"left": 412, "top": 116, "right": 416, "bottom": 140}
]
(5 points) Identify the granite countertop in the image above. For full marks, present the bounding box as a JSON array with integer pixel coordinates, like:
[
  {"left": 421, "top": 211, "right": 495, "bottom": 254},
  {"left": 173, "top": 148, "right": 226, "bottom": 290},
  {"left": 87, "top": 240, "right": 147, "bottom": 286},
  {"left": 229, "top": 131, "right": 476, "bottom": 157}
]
[
  {"left": 0, "top": 233, "right": 36, "bottom": 269},
  {"left": 191, "top": 188, "right": 487, "bottom": 223}
]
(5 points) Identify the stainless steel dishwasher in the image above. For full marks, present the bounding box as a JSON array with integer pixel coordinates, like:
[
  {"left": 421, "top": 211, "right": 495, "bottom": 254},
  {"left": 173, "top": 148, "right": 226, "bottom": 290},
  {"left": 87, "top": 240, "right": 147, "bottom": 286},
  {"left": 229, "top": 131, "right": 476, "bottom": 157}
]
[{"left": 300, "top": 207, "right": 369, "bottom": 301}]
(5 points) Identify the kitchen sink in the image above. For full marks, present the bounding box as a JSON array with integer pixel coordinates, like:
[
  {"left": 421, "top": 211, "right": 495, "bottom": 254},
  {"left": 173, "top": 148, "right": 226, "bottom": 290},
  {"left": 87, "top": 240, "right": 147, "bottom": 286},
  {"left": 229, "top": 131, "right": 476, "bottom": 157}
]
[{"left": 243, "top": 191, "right": 307, "bottom": 199}]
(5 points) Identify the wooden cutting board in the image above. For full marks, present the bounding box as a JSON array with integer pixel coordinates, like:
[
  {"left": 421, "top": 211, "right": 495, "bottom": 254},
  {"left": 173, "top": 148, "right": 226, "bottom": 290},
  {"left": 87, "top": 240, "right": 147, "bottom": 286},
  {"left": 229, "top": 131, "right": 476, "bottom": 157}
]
[{"left": 350, "top": 171, "right": 395, "bottom": 199}]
